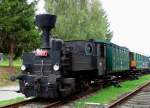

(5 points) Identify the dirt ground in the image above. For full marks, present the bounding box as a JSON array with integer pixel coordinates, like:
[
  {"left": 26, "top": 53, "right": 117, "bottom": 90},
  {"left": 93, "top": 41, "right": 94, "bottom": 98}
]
[
  {"left": 0, "top": 67, "right": 17, "bottom": 73},
  {"left": 0, "top": 67, "right": 19, "bottom": 87}
]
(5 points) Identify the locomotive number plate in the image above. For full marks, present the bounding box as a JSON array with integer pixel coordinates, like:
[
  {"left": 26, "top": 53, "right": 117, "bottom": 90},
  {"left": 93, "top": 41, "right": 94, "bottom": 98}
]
[{"left": 35, "top": 49, "right": 49, "bottom": 57}]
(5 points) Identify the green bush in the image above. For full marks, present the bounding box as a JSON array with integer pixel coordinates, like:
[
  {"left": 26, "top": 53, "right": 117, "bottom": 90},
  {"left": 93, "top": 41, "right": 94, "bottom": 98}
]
[{"left": 0, "top": 58, "right": 22, "bottom": 67}]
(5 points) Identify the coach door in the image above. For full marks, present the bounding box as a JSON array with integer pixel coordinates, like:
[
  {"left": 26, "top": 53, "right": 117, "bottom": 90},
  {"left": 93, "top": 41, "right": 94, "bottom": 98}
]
[{"left": 97, "top": 44, "right": 106, "bottom": 76}]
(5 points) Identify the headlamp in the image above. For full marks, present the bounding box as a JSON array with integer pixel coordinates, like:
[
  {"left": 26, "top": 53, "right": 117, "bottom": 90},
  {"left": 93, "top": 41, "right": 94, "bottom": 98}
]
[
  {"left": 53, "top": 64, "right": 59, "bottom": 71},
  {"left": 21, "top": 65, "right": 26, "bottom": 71}
]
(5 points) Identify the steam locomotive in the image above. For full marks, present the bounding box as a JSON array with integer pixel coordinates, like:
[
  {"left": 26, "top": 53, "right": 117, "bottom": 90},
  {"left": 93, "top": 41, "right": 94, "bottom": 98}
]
[{"left": 12, "top": 14, "right": 150, "bottom": 98}]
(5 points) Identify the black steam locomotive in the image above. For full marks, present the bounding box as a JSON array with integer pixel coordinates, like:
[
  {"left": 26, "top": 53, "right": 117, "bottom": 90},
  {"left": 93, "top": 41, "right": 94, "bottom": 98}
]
[{"left": 13, "top": 14, "right": 150, "bottom": 98}]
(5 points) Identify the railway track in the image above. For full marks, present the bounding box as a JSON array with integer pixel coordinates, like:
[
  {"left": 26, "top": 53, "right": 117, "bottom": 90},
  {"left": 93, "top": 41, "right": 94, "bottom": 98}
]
[
  {"left": 0, "top": 97, "right": 58, "bottom": 108},
  {"left": 108, "top": 81, "right": 150, "bottom": 108},
  {"left": 0, "top": 98, "right": 62, "bottom": 108},
  {"left": 3, "top": 79, "right": 150, "bottom": 108},
  {"left": 1, "top": 84, "right": 103, "bottom": 108}
]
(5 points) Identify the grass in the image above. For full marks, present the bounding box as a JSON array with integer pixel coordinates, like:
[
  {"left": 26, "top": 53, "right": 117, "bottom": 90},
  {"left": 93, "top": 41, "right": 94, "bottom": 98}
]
[
  {"left": 0, "top": 72, "right": 19, "bottom": 86},
  {"left": 73, "top": 74, "right": 150, "bottom": 107},
  {"left": 0, "top": 57, "right": 21, "bottom": 86},
  {"left": 0, "top": 66, "right": 20, "bottom": 87},
  {"left": 0, "top": 97, "right": 25, "bottom": 107},
  {"left": 0, "top": 58, "right": 22, "bottom": 67},
  {"left": 0, "top": 58, "right": 25, "bottom": 107}
]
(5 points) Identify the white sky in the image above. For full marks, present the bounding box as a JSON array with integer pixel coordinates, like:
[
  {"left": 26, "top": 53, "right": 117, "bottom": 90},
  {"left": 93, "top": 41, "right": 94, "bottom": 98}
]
[
  {"left": 36, "top": 0, "right": 46, "bottom": 14},
  {"left": 101, "top": 0, "right": 150, "bottom": 55},
  {"left": 37, "top": 0, "right": 150, "bottom": 55}
]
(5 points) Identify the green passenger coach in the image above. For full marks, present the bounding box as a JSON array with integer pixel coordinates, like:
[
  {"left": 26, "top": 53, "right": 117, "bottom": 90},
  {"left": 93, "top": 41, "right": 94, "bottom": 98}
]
[
  {"left": 95, "top": 40, "right": 130, "bottom": 74},
  {"left": 106, "top": 43, "right": 130, "bottom": 73},
  {"left": 134, "top": 53, "right": 149, "bottom": 70}
]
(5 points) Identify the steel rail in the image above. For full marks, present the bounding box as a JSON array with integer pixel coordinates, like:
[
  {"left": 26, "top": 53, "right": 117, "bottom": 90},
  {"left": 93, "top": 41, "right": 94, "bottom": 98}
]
[
  {"left": 1, "top": 98, "right": 36, "bottom": 108},
  {"left": 107, "top": 81, "right": 150, "bottom": 108},
  {"left": 44, "top": 84, "right": 104, "bottom": 108},
  {"left": 44, "top": 101, "right": 63, "bottom": 108},
  {"left": 1, "top": 98, "right": 62, "bottom": 108}
]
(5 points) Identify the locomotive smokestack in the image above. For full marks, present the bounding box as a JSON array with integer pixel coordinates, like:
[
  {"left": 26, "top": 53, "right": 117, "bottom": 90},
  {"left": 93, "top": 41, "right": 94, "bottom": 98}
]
[{"left": 36, "top": 14, "right": 57, "bottom": 48}]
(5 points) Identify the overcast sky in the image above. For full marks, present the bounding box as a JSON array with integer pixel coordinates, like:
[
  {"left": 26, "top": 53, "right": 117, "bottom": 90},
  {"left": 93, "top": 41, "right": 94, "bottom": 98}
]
[
  {"left": 37, "top": 0, "right": 150, "bottom": 55},
  {"left": 101, "top": 0, "right": 150, "bottom": 55}
]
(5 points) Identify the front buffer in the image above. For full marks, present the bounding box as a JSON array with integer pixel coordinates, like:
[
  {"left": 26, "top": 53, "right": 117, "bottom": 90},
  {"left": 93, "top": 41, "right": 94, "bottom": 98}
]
[
  {"left": 17, "top": 74, "right": 75, "bottom": 98},
  {"left": 17, "top": 74, "right": 59, "bottom": 98}
]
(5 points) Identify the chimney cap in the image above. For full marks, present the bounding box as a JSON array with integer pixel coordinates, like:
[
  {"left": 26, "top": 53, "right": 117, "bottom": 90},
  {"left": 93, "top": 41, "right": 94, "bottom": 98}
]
[{"left": 36, "top": 14, "right": 57, "bottom": 29}]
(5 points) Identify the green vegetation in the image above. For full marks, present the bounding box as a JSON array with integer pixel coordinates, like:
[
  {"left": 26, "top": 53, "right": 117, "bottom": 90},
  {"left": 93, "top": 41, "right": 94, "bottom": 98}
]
[
  {"left": 73, "top": 75, "right": 150, "bottom": 107},
  {"left": 0, "top": 58, "right": 22, "bottom": 67},
  {"left": 0, "top": 97, "right": 25, "bottom": 107},
  {"left": 0, "top": 70, "right": 19, "bottom": 87},
  {"left": 45, "top": 0, "right": 113, "bottom": 41},
  {"left": 0, "top": 61, "right": 21, "bottom": 86},
  {"left": 0, "top": 0, "right": 40, "bottom": 67}
]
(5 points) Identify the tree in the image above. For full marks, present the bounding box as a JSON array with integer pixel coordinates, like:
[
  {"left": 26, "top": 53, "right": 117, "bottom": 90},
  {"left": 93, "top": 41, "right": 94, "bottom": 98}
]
[
  {"left": 45, "top": 0, "right": 113, "bottom": 41},
  {"left": 0, "top": 0, "right": 40, "bottom": 67}
]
